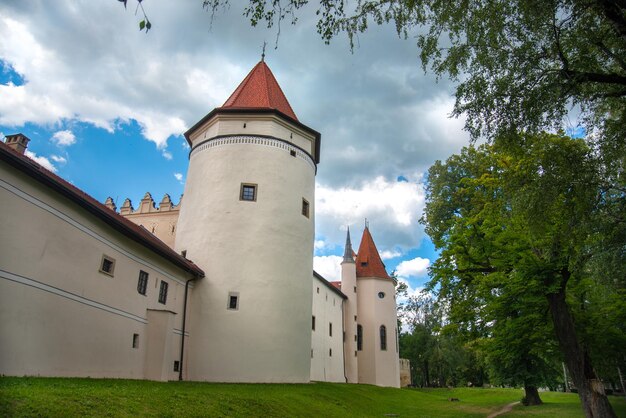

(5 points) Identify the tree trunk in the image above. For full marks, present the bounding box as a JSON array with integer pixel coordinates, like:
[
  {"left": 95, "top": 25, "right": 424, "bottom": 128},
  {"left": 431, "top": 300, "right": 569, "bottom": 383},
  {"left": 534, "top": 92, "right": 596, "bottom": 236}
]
[
  {"left": 523, "top": 385, "right": 543, "bottom": 406},
  {"left": 547, "top": 284, "right": 617, "bottom": 418},
  {"left": 424, "top": 360, "right": 430, "bottom": 387}
]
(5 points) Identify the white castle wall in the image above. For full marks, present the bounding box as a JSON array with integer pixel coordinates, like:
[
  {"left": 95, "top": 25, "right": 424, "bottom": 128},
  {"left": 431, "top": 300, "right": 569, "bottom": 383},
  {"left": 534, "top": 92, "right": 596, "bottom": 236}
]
[
  {"left": 176, "top": 115, "right": 316, "bottom": 382},
  {"left": 310, "top": 274, "right": 345, "bottom": 382},
  {"left": 0, "top": 162, "right": 195, "bottom": 381}
]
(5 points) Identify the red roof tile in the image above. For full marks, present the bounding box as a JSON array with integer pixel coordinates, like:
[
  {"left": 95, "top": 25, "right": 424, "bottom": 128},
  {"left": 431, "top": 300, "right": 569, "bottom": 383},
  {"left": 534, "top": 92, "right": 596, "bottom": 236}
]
[
  {"left": 221, "top": 61, "right": 298, "bottom": 121},
  {"left": 0, "top": 141, "right": 204, "bottom": 279},
  {"left": 355, "top": 227, "right": 391, "bottom": 279}
]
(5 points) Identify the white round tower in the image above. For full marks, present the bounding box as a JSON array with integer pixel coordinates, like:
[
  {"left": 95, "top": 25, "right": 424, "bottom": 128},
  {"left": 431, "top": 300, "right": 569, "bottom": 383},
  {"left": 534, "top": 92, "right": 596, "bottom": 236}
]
[{"left": 175, "top": 61, "right": 321, "bottom": 382}]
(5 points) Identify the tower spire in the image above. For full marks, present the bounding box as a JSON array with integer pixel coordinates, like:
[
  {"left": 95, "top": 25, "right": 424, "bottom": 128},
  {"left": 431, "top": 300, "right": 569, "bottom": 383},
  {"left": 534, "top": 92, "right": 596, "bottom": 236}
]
[{"left": 342, "top": 226, "right": 355, "bottom": 264}]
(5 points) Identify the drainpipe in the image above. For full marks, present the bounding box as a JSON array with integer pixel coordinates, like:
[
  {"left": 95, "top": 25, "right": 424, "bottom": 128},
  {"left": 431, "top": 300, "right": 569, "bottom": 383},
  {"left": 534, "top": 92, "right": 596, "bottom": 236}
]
[
  {"left": 178, "top": 276, "right": 196, "bottom": 381},
  {"left": 342, "top": 298, "right": 348, "bottom": 383}
]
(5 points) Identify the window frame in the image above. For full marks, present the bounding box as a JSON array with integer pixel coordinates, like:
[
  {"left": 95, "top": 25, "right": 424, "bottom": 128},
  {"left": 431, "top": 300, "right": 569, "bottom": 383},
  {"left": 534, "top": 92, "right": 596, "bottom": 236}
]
[
  {"left": 302, "top": 198, "right": 310, "bottom": 218},
  {"left": 158, "top": 281, "right": 169, "bottom": 304},
  {"left": 240, "top": 183, "right": 258, "bottom": 202},
  {"left": 380, "top": 325, "right": 387, "bottom": 351},
  {"left": 99, "top": 254, "right": 116, "bottom": 277},
  {"left": 227, "top": 292, "right": 240, "bottom": 310},
  {"left": 137, "top": 270, "right": 149, "bottom": 295}
]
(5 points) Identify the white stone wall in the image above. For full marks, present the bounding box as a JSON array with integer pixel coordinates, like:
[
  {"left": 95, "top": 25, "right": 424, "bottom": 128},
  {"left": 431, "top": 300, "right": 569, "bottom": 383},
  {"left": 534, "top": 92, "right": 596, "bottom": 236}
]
[
  {"left": 177, "top": 114, "right": 315, "bottom": 382},
  {"left": 310, "top": 274, "right": 345, "bottom": 382},
  {"left": 0, "top": 163, "right": 195, "bottom": 381},
  {"left": 357, "top": 277, "right": 400, "bottom": 388}
]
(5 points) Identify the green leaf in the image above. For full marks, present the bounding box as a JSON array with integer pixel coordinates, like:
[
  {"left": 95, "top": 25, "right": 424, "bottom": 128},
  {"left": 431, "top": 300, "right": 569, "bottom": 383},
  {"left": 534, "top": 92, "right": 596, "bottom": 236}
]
[{"left": 139, "top": 20, "right": 145, "bottom": 31}]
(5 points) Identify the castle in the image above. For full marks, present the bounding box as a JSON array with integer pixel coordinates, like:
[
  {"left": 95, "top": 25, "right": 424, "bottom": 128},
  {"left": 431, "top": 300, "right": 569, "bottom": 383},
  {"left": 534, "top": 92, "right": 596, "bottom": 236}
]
[{"left": 0, "top": 60, "right": 402, "bottom": 387}]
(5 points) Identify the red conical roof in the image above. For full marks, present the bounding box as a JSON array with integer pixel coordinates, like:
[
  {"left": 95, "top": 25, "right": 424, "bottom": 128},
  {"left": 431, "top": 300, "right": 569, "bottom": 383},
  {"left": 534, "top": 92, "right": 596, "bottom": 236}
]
[
  {"left": 221, "top": 61, "right": 298, "bottom": 121},
  {"left": 355, "top": 227, "right": 391, "bottom": 279}
]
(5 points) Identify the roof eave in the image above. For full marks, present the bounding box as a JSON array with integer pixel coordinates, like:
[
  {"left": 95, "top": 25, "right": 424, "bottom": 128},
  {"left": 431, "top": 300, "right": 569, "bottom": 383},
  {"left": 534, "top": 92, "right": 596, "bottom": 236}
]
[{"left": 184, "top": 107, "right": 321, "bottom": 164}]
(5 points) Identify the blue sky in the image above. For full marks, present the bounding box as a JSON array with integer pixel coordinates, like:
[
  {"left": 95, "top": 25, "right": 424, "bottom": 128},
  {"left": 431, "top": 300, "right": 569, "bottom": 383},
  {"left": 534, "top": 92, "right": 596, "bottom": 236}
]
[{"left": 0, "top": 1, "right": 473, "bottom": 295}]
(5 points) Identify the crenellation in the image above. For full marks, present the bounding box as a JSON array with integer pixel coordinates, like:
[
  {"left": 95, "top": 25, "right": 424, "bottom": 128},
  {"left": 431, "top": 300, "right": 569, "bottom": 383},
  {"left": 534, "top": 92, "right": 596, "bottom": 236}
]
[
  {"left": 104, "top": 197, "right": 117, "bottom": 212},
  {"left": 119, "top": 198, "right": 133, "bottom": 215}
]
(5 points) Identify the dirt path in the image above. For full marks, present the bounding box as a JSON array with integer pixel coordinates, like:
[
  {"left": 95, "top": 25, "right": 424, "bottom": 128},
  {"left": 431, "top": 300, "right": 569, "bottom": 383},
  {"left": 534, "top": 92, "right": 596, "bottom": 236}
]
[{"left": 486, "top": 401, "right": 520, "bottom": 418}]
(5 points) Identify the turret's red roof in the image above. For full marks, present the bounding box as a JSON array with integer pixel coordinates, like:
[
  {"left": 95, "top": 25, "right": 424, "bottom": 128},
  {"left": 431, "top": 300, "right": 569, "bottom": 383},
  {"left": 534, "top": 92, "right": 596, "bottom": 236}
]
[
  {"left": 220, "top": 61, "right": 298, "bottom": 121},
  {"left": 355, "top": 227, "right": 391, "bottom": 279}
]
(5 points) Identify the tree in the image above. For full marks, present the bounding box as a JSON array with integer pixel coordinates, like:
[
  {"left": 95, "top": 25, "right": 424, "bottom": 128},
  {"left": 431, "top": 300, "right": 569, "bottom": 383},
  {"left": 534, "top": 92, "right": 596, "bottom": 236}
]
[
  {"left": 202, "top": 0, "right": 625, "bottom": 146},
  {"left": 423, "top": 132, "right": 622, "bottom": 416}
]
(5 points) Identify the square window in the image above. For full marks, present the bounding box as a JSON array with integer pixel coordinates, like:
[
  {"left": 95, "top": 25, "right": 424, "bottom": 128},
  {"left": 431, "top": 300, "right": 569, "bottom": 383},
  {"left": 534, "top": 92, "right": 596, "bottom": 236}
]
[
  {"left": 137, "top": 270, "right": 149, "bottom": 295},
  {"left": 228, "top": 292, "right": 239, "bottom": 310},
  {"left": 99, "top": 255, "right": 115, "bottom": 276},
  {"left": 158, "top": 281, "right": 168, "bottom": 304},
  {"left": 240, "top": 183, "right": 257, "bottom": 201},
  {"left": 302, "top": 198, "right": 310, "bottom": 218},
  {"left": 132, "top": 333, "right": 139, "bottom": 349}
]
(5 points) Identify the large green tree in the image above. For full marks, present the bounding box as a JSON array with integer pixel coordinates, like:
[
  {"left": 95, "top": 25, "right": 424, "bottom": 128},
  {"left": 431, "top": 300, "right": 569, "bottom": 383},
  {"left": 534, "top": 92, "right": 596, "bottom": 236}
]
[{"left": 423, "top": 132, "right": 624, "bottom": 417}]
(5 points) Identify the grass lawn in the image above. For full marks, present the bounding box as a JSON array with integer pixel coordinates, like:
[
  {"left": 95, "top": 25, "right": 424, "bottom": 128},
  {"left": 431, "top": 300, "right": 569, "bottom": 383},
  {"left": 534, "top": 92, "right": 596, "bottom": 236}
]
[{"left": 1, "top": 377, "right": 625, "bottom": 417}]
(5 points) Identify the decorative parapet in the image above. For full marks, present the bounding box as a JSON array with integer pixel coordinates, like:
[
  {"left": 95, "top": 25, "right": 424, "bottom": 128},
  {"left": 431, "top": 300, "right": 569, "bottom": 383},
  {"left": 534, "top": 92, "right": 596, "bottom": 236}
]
[
  {"left": 112, "top": 193, "right": 182, "bottom": 215},
  {"left": 104, "top": 197, "right": 117, "bottom": 212},
  {"left": 120, "top": 198, "right": 134, "bottom": 215}
]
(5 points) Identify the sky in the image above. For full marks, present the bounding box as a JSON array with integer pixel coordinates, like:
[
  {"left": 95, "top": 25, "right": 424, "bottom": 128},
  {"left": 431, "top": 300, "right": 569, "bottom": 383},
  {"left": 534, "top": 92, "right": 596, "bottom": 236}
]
[{"left": 0, "top": 1, "right": 473, "bottom": 297}]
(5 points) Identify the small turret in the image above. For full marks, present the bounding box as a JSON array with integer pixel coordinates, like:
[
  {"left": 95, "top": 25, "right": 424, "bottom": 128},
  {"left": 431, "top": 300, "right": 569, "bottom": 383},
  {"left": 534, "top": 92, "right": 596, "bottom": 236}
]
[
  {"left": 342, "top": 227, "right": 355, "bottom": 264},
  {"left": 104, "top": 197, "right": 117, "bottom": 212}
]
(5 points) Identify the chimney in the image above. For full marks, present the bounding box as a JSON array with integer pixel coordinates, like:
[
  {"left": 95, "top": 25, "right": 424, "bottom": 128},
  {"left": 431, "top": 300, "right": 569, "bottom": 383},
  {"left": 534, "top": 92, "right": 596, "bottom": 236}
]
[{"left": 4, "top": 133, "right": 30, "bottom": 155}]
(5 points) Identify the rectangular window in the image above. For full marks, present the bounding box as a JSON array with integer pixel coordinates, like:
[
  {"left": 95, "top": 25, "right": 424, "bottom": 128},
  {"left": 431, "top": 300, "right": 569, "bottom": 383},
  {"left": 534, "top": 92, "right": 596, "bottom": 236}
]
[
  {"left": 173, "top": 361, "right": 180, "bottom": 372},
  {"left": 302, "top": 198, "right": 310, "bottom": 218},
  {"left": 132, "top": 333, "right": 139, "bottom": 349},
  {"left": 227, "top": 292, "right": 239, "bottom": 310},
  {"left": 357, "top": 324, "right": 363, "bottom": 351},
  {"left": 158, "top": 281, "right": 168, "bottom": 304},
  {"left": 240, "top": 183, "right": 257, "bottom": 201},
  {"left": 99, "top": 255, "right": 115, "bottom": 276},
  {"left": 312, "top": 315, "right": 316, "bottom": 331},
  {"left": 329, "top": 348, "right": 332, "bottom": 357},
  {"left": 137, "top": 270, "right": 148, "bottom": 295},
  {"left": 329, "top": 322, "right": 332, "bottom": 337}
]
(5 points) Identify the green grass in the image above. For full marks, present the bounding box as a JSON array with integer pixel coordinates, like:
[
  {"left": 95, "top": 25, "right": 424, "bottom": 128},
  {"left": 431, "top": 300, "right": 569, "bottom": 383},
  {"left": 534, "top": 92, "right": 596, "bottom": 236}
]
[{"left": 1, "top": 377, "right": 625, "bottom": 417}]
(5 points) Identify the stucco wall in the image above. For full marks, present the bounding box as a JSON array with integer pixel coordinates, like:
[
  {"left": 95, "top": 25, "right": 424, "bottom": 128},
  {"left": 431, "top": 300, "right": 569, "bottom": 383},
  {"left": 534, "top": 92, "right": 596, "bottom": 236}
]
[
  {"left": 357, "top": 277, "right": 400, "bottom": 388},
  {"left": 310, "top": 275, "right": 345, "bottom": 382},
  {"left": 177, "top": 116, "right": 315, "bottom": 382},
  {"left": 0, "top": 163, "right": 195, "bottom": 380}
]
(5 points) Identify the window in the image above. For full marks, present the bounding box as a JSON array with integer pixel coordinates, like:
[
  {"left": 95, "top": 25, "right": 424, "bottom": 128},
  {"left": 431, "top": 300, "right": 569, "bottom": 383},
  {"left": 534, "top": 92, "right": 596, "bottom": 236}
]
[
  {"left": 353, "top": 286, "right": 357, "bottom": 293},
  {"left": 357, "top": 325, "right": 363, "bottom": 351},
  {"left": 137, "top": 270, "right": 148, "bottom": 295},
  {"left": 158, "top": 281, "right": 168, "bottom": 304},
  {"left": 302, "top": 198, "right": 310, "bottom": 218},
  {"left": 343, "top": 331, "right": 346, "bottom": 342},
  {"left": 240, "top": 183, "right": 257, "bottom": 201},
  {"left": 173, "top": 361, "right": 180, "bottom": 372},
  {"left": 99, "top": 255, "right": 115, "bottom": 276},
  {"left": 312, "top": 315, "right": 316, "bottom": 331},
  {"left": 380, "top": 325, "right": 387, "bottom": 351},
  {"left": 132, "top": 333, "right": 139, "bottom": 349},
  {"left": 378, "top": 291, "right": 385, "bottom": 299},
  {"left": 316, "top": 287, "right": 319, "bottom": 294},
  {"left": 329, "top": 348, "right": 332, "bottom": 357},
  {"left": 311, "top": 349, "right": 314, "bottom": 358},
  {"left": 329, "top": 322, "right": 332, "bottom": 337},
  {"left": 228, "top": 292, "right": 239, "bottom": 310}
]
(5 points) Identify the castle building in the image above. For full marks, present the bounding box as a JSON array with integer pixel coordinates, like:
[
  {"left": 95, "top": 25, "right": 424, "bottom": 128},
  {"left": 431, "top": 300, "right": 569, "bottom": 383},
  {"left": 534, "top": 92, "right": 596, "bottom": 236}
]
[{"left": 0, "top": 60, "right": 401, "bottom": 387}]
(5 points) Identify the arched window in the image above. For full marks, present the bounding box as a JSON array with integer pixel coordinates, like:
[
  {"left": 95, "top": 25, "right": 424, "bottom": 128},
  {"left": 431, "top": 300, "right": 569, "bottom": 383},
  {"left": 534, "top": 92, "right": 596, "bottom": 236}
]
[
  {"left": 357, "top": 325, "right": 363, "bottom": 351},
  {"left": 380, "top": 325, "right": 387, "bottom": 351}
]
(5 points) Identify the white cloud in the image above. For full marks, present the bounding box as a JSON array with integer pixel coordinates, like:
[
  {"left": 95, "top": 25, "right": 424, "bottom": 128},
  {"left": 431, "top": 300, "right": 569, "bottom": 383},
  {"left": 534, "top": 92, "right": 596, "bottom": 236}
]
[
  {"left": 316, "top": 176, "right": 426, "bottom": 252},
  {"left": 51, "top": 130, "right": 75, "bottom": 146},
  {"left": 313, "top": 255, "right": 343, "bottom": 283},
  {"left": 396, "top": 257, "right": 430, "bottom": 278},
  {"left": 50, "top": 154, "right": 66, "bottom": 164},
  {"left": 25, "top": 150, "right": 56, "bottom": 172},
  {"left": 174, "top": 172, "right": 183, "bottom": 183},
  {"left": 162, "top": 150, "right": 173, "bottom": 160},
  {"left": 380, "top": 249, "right": 402, "bottom": 260}
]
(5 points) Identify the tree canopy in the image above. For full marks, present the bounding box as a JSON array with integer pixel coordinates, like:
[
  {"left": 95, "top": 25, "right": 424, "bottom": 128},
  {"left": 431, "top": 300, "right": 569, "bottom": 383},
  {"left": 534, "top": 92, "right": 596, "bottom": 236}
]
[
  {"left": 203, "top": 0, "right": 625, "bottom": 145},
  {"left": 422, "top": 132, "right": 624, "bottom": 417}
]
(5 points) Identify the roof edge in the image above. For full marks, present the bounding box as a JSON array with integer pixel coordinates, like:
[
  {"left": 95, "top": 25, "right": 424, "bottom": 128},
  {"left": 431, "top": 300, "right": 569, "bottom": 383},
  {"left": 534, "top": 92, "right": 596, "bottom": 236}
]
[{"left": 313, "top": 270, "right": 348, "bottom": 299}]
